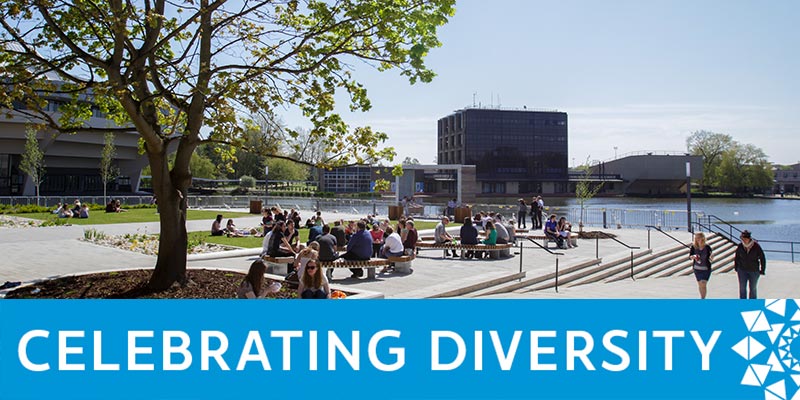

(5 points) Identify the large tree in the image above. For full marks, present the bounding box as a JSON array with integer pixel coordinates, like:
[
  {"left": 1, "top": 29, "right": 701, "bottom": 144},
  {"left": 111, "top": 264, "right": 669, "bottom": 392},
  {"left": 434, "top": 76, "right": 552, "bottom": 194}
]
[
  {"left": 1, "top": 0, "right": 454, "bottom": 290},
  {"left": 717, "top": 143, "right": 773, "bottom": 194},
  {"left": 686, "top": 130, "right": 733, "bottom": 191}
]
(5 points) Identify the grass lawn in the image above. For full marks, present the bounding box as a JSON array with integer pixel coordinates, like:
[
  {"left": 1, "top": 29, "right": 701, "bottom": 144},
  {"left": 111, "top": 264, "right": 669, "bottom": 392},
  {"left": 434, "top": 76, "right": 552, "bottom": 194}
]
[
  {"left": 196, "top": 220, "right": 449, "bottom": 248},
  {"left": 11, "top": 208, "right": 251, "bottom": 225}
]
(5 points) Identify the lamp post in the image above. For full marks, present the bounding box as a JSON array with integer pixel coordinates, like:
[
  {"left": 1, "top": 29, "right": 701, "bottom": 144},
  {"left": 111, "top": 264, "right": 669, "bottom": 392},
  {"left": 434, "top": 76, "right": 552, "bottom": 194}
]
[
  {"left": 264, "top": 165, "right": 269, "bottom": 206},
  {"left": 686, "top": 160, "right": 692, "bottom": 233}
]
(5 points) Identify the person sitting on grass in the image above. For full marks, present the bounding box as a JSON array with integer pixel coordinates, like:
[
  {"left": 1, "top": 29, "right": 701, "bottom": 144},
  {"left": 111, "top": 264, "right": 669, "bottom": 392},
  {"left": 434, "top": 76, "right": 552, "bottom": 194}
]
[
  {"left": 57, "top": 204, "right": 73, "bottom": 218},
  {"left": 297, "top": 259, "right": 330, "bottom": 299},
  {"left": 260, "top": 208, "right": 273, "bottom": 235},
  {"left": 226, "top": 219, "right": 244, "bottom": 237},
  {"left": 52, "top": 202, "right": 62, "bottom": 214},
  {"left": 285, "top": 220, "right": 302, "bottom": 252},
  {"left": 211, "top": 214, "right": 225, "bottom": 236},
  {"left": 114, "top": 199, "right": 128, "bottom": 212},
  {"left": 79, "top": 204, "right": 90, "bottom": 219},
  {"left": 237, "top": 260, "right": 282, "bottom": 299},
  {"left": 105, "top": 200, "right": 117, "bottom": 213},
  {"left": 71, "top": 199, "right": 82, "bottom": 217}
]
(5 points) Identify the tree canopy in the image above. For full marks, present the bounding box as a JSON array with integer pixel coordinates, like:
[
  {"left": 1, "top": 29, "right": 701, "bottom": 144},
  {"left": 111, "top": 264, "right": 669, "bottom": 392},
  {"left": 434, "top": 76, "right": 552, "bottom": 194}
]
[
  {"left": 687, "top": 130, "right": 773, "bottom": 193},
  {"left": 0, "top": 0, "right": 455, "bottom": 289}
]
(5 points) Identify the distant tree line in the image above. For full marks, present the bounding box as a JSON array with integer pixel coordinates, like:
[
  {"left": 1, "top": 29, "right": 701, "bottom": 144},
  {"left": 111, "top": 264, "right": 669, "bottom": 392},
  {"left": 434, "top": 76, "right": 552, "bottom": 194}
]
[{"left": 687, "top": 130, "right": 773, "bottom": 194}]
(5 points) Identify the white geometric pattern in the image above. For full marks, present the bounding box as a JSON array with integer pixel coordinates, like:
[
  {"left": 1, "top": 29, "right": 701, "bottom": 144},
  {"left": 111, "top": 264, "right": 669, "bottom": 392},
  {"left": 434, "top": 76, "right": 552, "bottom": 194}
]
[{"left": 736, "top": 299, "right": 800, "bottom": 400}]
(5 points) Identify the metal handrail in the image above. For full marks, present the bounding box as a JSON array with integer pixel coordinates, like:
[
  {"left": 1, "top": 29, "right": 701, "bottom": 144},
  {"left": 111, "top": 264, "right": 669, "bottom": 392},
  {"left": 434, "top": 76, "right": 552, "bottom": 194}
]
[
  {"left": 645, "top": 225, "right": 691, "bottom": 249},
  {"left": 590, "top": 232, "right": 640, "bottom": 280},
  {"left": 517, "top": 237, "right": 565, "bottom": 292}
]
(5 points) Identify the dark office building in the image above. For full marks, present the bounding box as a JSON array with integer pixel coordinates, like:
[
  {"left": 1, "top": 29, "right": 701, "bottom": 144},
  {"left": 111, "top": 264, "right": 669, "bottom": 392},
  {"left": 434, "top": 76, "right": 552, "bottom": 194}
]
[{"left": 437, "top": 107, "right": 568, "bottom": 195}]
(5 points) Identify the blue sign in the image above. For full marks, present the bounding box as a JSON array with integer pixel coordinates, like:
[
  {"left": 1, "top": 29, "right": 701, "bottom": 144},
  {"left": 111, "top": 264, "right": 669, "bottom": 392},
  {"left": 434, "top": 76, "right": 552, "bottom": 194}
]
[{"left": 1, "top": 299, "right": 798, "bottom": 399}]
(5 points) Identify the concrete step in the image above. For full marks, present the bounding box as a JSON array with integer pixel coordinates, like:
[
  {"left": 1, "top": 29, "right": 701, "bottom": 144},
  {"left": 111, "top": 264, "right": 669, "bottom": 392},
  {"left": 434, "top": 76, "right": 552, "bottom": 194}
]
[
  {"left": 408, "top": 271, "right": 527, "bottom": 299},
  {"left": 509, "top": 258, "right": 604, "bottom": 294},
  {"left": 558, "top": 249, "right": 655, "bottom": 288},
  {"left": 472, "top": 258, "right": 602, "bottom": 297},
  {"left": 659, "top": 239, "right": 738, "bottom": 278}
]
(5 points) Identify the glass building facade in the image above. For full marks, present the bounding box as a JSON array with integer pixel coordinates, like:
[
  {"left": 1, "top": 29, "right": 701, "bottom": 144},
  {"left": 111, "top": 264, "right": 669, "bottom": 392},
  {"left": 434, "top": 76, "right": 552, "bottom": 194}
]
[{"left": 437, "top": 108, "right": 569, "bottom": 194}]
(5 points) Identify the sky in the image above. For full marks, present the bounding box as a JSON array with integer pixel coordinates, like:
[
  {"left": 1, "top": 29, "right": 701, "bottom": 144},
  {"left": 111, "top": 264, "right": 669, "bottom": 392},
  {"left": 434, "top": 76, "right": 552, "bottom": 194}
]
[{"left": 283, "top": 0, "right": 800, "bottom": 166}]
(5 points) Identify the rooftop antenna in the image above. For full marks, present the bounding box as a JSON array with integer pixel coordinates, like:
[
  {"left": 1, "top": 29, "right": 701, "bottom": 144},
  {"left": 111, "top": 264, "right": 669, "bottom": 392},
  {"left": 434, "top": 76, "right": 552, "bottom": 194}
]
[
  {"left": 490, "top": 91, "right": 493, "bottom": 108},
  {"left": 472, "top": 92, "right": 477, "bottom": 107},
  {"left": 498, "top": 94, "right": 501, "bottom": 108}
]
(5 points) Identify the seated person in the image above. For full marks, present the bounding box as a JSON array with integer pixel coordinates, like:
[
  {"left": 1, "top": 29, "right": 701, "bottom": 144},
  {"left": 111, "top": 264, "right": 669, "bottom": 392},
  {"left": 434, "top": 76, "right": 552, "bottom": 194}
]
[
  {"left": 260, "top": 208, "right": 273, "bottom": 234},
  {"left": 52, "top": 202, "right": 62, "bottom": 214},
  {"left": 381, "top": 226, "right": 405, "bottom": 258},
  {"left": 237, "top": 260, "right": 282, "bottom": 299},
  {"left": 79, "top": 204, "right": 90, "bottom": 219},
  {"left": 226, "top": 219, "right": 244, "bottom": 237},
  {"left": 305, "top": 218, "right": 315, "bottom": 229},
  {"left": 285, "top": 220, "right": 302, "bottom": 252},
  {"left": 494, "top": 215, "right": 510, "bottom": 244},
  {"left": 71, "top": 200, "right": 82, "bottom": 217},
  {"left": 317, "top": 225, "right": 339, "bottom": 262},
  {"left": 211, "top": 215, "right": 224, "bottom": 236},
  {"left": 435, "top": 217, "right": 457, "bottom": 257},
  {"left": 544, "top": 214, "right": 565, "bottom": 249},
  {"left": 105, "top": 200, "right": 117, "bottom": 213},
  {"left": 557, "top": 217, "right": 575, "bottom": 248},
  {"left": 57, "top": 204, "right": 73, "bottom": 218},
  {"left": 403, "top": 220, "right": 418, "bottom": 256},
  {"left": 339, "top": 221, "right": 372, "bottom": 278},
  {"left": 479, "top": 220, "right": 498, "bottom": 259},
  {"left": 297, "top": 259, "right": 330, "bottom": 299},
  {"left": 268, "top": 221, "right": 296, "bottom": 258},
  {"left": 114, "top": 199, "right": 127, "bottom": 212},
  {"left": 261, "top": 229, "right": 273, "bottom": 257},
  {"left": 307, "top": 223, "right": 323, "bottom": 245},
  {"left": 460, "top": 217, "right": 479, "bottom": 259},
  {"left": 370, "top": 223, "right": 385, "bottom": 258}
]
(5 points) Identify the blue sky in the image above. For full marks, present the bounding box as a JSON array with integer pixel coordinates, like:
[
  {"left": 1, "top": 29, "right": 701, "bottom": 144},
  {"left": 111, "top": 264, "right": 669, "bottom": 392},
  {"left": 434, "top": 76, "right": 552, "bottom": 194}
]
[{"left": 284, "top": 0, "right": 800, "bottom": 165}]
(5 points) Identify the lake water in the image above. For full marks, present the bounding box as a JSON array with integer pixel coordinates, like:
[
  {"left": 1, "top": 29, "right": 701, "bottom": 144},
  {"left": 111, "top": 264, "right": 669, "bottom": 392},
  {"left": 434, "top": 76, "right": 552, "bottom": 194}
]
[{"left": 494, "top": 196, "right": 799, "bottom": 261}]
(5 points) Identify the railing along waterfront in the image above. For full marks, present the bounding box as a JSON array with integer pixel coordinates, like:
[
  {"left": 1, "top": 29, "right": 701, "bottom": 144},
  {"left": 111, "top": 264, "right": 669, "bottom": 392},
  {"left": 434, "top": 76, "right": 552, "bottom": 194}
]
[
  {"left": 696, "top": 215, "right": 799, "bottom": 263},
  {"left": 1, "top": 195, "right": 702, "bottom": 230}
]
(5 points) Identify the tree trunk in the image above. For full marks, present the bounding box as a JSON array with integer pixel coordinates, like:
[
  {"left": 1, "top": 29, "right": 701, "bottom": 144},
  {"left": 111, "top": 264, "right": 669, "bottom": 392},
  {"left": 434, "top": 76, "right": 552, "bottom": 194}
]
[{"left": 147, "top": 151, "right": 190, "bottom": 291}]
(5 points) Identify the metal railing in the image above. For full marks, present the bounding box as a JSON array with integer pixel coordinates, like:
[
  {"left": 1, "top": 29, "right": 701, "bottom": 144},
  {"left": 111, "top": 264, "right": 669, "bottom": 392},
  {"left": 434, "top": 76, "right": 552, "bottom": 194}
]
[
  {"left": 645, "top": 225, "right": 691, "bottom": 250},
  {"left": 593, "top": 232, "right": 640, "bottom": 281},
  {"left": 698, "top": 215, "right": 799, "bottom": 263},
  {"left": 517, "top": 237, "right": 564, "bottom": 292}
]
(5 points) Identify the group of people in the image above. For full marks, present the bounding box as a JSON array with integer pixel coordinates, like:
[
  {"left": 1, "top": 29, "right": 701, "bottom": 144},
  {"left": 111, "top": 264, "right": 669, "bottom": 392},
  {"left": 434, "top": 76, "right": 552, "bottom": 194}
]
[
  {"left": 689, "top": 230, "right": 767, "bottom": 299},
  {"left": 54, "top": 199, "right": 90, "bottom": 219},
  {"left": 260, "top": 207, "right": 313, "bottom": 234},
  {"left": 434, "top": 213, "right": 517, "bottom": 259},
  {"left": 312, "top": 217, "right": 418, "bottom": 277},
  {"left": 237, "top": 242, "right": 330, "bottom": 300},
  {"left": 516, "top": 196, "right": 546, "bottom": 230},
  {"left": 543, "top": 214, "right": 576, "bottom": 249}
]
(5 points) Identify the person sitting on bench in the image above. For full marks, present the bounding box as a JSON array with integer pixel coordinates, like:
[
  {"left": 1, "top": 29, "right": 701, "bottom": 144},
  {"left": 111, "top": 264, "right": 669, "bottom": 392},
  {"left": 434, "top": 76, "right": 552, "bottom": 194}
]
[
  {"left": 268, "top": 221, "right": 296, "bottom": 258},
  {"left": 435, "top": 217, "right": 457, "bottom": 257},
  {"left": 478, "top": 220, "right": 498, "bottom": 259},
  {"left": 339, "top": 221, "right": 372, "bottom": 278},
  {"left": 460, "top": 217, "right": 479, "bottom": 259},
  {"left": 544, "top": 214, "right": 565, "bottom": 249}
]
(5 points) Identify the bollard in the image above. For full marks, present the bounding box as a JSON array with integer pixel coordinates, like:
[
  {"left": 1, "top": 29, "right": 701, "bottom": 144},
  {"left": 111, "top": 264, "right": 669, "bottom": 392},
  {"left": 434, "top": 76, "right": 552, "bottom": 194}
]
[
  {"left": 596, "top": 236, "right": 599, "bottom": 260},
  {"left": 647, "top": 229, "right": 651, "bottom": 249},
  {"left": 603, "top": 209, "right": 607, "bottom": 229}
]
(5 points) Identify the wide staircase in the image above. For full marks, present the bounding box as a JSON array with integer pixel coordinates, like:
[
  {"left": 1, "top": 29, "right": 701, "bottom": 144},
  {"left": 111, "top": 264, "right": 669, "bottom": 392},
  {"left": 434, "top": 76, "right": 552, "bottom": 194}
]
[{"left": 468, "top": 233, "right": 738, "bottom": 297}]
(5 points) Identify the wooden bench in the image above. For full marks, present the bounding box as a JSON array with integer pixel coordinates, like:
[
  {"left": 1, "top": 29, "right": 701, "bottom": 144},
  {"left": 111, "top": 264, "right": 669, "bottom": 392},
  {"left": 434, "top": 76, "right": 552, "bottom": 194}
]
[
  {"left": 320, "top": 255, "right": 417, "bottom": 280},
  {"left": 262, "top": 255, "right": 295, "bottom": 275},
  {"left": 415, "top": 242, "right": 514, "bottom": 259},
  {"left": 319, "top": 258, "right": 385, "bottom": 280}
]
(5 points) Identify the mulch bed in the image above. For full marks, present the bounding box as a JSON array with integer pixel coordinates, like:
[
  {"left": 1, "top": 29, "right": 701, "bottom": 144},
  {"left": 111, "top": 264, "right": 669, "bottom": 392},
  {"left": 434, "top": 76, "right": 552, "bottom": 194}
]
[
  {"left": 577, "top": 231, "right": 617, "bottom": 239},
  {"left": 4, "top": 269, "right": 297, "bottom": 299}
]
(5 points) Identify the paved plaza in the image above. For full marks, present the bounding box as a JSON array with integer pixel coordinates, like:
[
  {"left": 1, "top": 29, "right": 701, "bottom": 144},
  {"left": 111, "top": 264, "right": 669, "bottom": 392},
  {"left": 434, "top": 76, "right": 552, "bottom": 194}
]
[{"left": 1, "top": 208, "right": 797, "bottom": 299}]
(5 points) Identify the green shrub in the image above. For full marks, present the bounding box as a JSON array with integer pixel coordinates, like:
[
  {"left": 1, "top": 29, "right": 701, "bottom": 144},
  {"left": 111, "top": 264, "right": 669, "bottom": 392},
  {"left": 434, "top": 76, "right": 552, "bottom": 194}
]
[{"left": 239, "top": 175, "right": 256, "bottom": 188}]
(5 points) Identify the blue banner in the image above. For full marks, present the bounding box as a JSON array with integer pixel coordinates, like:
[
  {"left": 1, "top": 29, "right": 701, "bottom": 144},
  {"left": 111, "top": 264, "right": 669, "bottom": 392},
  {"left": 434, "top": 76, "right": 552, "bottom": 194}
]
[{"left": 1, "top": 300, "right": 798, "bottom": 399}]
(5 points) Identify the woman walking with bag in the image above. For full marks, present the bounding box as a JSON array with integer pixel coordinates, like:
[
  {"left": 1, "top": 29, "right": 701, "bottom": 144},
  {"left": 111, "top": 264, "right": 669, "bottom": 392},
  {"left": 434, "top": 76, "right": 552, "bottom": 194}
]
[{"left": 689, "top": 232, "right": 713, "bottom": 299}]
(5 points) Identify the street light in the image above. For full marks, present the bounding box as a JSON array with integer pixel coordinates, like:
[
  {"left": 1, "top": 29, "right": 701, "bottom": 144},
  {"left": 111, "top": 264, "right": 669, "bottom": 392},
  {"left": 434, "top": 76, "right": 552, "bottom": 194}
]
[
  {"left": 264, "top": 165, "right": 269, "bottom": 207},
  {"left": 686, "top": 160, "right": 692, "bottom": 233}
]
